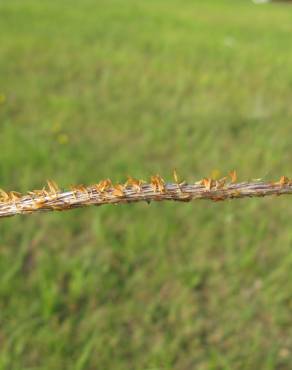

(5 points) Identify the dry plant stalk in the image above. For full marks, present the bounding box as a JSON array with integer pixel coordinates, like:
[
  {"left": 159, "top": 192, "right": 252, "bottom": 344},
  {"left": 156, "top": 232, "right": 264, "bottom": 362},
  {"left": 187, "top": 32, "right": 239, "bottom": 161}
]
[{"left": 0, "top": 172, "right": 292, "bottom": 219}]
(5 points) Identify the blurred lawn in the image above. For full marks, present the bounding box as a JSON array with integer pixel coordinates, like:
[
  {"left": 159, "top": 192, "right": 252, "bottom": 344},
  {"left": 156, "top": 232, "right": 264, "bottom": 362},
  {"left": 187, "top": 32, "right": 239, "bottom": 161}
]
[{"left": 0, "top": 0, "right": 292, "bottom": 369}]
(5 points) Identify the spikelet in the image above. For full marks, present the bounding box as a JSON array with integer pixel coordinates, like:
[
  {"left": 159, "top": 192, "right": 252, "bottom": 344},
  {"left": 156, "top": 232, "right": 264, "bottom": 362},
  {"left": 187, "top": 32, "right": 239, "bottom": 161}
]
[
  {"left": 8, "top": 191, "right": 22, "bottom": 202},
  {"left": 125, "top": 176, "right": 144, "bottom": 192},
  {"left": 278, "top": 176, "right": 289, "bottom": 186},
  {"left": 173, "top": 168, "right": 186, "bottom": 192},
  {"left": 0, "top": 188, "right": 10, "bottom": 202},
  {"left": 173, "top": 169, "right": 179, "bottom": 184},
  {"left": 150, "top": 174, "right": 165, "bottom": 193},
  {"left": 70, "top": 185, "right": 79, "bottom": 199},
  {"left": 32, "top": 188, "right": 47, "bottom": 197},
  {"left": 112, "top": 184, "right": 124, "bottom": 197},
  {"left": 76, "top": 184, "right": 91, "bottom": 200},
  {"left": 215, "top": 177, "right": 227, "bottom": 190},
  {"left": 96, "top": 179, "right": 112, "bottom": 193},
  {"left": 75, "top": 184, "right": 88, "bottom": 193},
  {"left": 46, "top": 180, "right": 60, "bottom": 198},
  {"left": 201, "top": 178, "right": 214, "bottom": 191},
  {"left": 229, "top": 170, "right": 237, "bottom": 183},
  {"left": 0, "top": 190, "right": 21, "bottom": 204}
]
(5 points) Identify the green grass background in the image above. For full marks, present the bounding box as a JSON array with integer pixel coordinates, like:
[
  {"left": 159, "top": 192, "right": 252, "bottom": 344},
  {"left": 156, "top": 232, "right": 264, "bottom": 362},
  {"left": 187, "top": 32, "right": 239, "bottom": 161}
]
[{"left": 0, "top": 0, "right": 292, "bottom": 369}]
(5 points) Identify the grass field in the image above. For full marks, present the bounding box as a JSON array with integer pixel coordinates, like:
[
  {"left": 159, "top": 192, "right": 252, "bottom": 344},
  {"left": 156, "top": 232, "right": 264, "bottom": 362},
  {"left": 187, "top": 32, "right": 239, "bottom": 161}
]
[{"left": 0, "top": 0, "right": 292, "bottom": 369}]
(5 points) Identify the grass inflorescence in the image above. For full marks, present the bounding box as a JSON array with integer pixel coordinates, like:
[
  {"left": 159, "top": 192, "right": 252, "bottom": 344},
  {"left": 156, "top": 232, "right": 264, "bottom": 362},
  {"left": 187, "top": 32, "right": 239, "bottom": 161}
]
[{"left": 1, "top": 172, "right": 292, "bottom": 218}]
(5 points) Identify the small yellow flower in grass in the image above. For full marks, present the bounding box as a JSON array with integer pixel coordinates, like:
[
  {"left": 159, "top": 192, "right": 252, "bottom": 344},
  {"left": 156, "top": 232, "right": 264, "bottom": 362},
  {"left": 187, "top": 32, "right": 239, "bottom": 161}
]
[
  {"left": 0, "top": 93, "right": 6, "bottom": 104},
  {"left": 57, "top": 133, "right": 69, "bottom": 144},
  {"left": 51, "top": 122, "right": 62, "bottom": 133}
]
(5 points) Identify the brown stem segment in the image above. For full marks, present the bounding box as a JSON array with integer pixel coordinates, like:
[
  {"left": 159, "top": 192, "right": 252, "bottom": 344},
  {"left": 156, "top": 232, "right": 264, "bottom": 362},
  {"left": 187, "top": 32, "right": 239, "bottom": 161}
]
[{"left": 0, "top": 178, "right": 292, "bottom": 219}]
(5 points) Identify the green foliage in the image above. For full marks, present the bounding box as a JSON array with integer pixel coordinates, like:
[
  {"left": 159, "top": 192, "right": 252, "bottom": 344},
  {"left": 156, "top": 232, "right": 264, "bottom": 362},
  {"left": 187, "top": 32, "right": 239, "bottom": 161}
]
[{"left": 0, "top": 0, "right": 292, "bottom": 369}]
